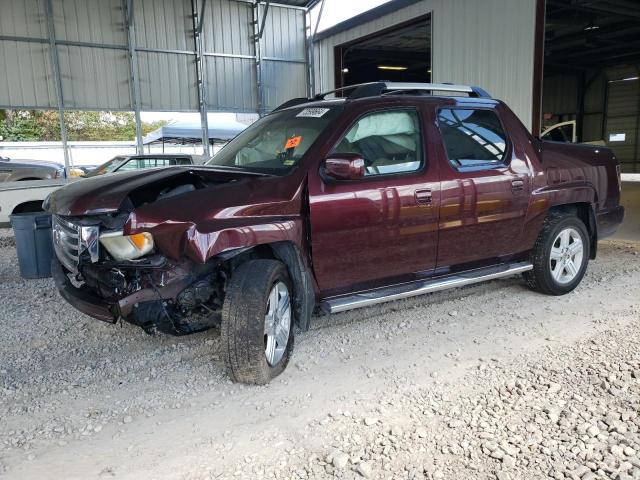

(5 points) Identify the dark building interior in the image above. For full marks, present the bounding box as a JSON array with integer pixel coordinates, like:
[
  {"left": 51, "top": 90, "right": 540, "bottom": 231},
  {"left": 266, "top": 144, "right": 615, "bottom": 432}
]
[
  {"left": 543, "top": 0, "right": 640, "bottom": 172},
  {"left": 335, "top": 16, "right": 431, "bottom": 88}
]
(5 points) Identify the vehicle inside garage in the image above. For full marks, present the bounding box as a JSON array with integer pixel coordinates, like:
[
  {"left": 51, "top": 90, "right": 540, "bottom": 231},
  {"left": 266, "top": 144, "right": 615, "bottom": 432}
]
[
  {"left": 333, "top": 15, "right": 431, "bottom": 88},
  {"left": 543, "top": 0, "right": 640, "bottom": 172}
]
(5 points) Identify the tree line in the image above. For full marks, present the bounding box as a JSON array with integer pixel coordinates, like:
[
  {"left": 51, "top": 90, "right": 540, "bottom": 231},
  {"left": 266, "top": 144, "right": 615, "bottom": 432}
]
[{"left": 0, "top": 110, "right": 166, "bottom": 142}]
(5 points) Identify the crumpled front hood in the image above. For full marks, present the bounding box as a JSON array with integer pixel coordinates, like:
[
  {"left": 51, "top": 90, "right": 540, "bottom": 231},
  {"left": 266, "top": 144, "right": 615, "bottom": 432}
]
[
  {"left": 47, "top": 165, "right": 306, "bottom": 263},
  {"left": 47, "top": 166, "right": 263, "bottom": 216}
]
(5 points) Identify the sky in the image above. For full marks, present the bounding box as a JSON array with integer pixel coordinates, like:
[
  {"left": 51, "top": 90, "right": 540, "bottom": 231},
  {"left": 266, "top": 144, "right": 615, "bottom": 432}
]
[
  {"left": 141, "top": 0, "right": 392, "bottom": 124},
  {"left": 310, "top": 0, "right": 391, "bottom": 33}
]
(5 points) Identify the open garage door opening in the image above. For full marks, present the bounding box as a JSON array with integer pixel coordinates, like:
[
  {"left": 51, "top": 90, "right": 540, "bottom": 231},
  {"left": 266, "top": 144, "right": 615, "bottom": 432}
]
[
  {"left": 542, "top": 0, "right": 640, "bottom": 172},
  {"left": 334, "top": 15, "right": 431, "bottom": 90}
]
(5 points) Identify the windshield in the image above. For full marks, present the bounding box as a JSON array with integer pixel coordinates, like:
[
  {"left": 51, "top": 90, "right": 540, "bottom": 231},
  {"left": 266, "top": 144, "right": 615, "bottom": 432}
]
[
  {"left": 206, "top": 106, "right": 342, "bottom": 174},
  {"left": 85, "top": 156, "right": 128, "bottom": 177}
]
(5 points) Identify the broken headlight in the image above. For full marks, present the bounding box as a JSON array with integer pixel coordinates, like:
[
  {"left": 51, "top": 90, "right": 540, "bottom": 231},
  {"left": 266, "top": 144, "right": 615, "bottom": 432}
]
[{"left": 99, "top": 231, "right": 154, "bottom": 261}]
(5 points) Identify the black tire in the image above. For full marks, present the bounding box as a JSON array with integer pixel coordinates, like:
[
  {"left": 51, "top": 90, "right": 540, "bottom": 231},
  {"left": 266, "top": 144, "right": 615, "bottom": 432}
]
[
  {"left": 221, "top": 259, "right": 295, "bottom": 385},
  {"left": 524, "top": 212, "right": 590, "bottom": 295}
]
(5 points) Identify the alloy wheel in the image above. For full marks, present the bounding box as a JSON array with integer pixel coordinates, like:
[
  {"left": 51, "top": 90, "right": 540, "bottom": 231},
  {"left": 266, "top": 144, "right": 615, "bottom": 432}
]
[
  {"left": 549, "top": 227, "right": 584, "bottom": 285},
  {"left": 264, "top": 281, "right": 291, "bottom": 366}
]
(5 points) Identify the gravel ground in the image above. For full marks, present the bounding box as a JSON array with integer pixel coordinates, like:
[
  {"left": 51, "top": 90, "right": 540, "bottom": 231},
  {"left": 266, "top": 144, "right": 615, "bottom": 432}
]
[
  {"left": 0, "top": 228, "right": 638, "bottom": 480},
  {"left": 220, "top": 308, "right": 640, "bottom": 480}
]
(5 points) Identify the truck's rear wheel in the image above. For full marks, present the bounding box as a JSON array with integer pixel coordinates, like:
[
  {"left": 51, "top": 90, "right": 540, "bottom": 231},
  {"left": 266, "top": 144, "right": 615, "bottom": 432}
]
[
  {"left": 524, "top": 212, "right": 590, "bottom": 295},
  {"left": 221, "top": 259, "right": 294, "bottom": 384}
]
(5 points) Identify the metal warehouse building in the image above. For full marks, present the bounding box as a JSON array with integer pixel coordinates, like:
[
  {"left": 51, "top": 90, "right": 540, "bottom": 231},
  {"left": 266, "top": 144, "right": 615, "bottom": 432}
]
[
  {"left": 0, "top": 0, "right": 310, "bottom": 160},
  {"left": 1, "top": 0, "right": 639, "bottom": 171},
  {"left": 311, "top": 0, "right": 640, "bottom": 172},
  {"left": 311, "top": 0, "right": 539, "bottom": 130}
]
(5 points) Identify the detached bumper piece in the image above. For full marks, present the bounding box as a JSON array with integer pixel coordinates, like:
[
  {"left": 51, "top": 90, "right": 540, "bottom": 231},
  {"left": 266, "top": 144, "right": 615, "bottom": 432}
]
[{"left": 51, "top": 258, "right": 118, "bottom": 323}]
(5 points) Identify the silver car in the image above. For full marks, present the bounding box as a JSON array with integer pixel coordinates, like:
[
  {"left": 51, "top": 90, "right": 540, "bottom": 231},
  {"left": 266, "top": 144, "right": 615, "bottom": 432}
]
[{"left": 0, "top": 157, "right": 66, "bottom": 182}]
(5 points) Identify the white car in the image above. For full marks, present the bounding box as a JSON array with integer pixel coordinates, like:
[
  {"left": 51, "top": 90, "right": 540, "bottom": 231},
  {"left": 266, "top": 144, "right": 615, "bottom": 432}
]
[{"left": 0, "top": 179, "right": 67, "bottom": 227}]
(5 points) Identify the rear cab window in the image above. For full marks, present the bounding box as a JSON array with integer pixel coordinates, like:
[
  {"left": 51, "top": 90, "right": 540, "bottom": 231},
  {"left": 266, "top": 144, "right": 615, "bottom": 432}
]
[{"left": 437, "top": 108, "right": 508, "bottom": 172}]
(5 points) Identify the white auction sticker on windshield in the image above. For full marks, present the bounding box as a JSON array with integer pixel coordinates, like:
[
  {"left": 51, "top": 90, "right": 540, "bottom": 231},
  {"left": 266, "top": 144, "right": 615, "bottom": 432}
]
[{"left": 296, "top": 108, "right": 330, "bottom": 118}]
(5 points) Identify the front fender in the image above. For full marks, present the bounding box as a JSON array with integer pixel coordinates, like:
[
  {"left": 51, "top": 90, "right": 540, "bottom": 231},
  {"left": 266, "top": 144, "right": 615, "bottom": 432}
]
[{"left": 127, "top": 217, "right": 305, "bottom": 264}]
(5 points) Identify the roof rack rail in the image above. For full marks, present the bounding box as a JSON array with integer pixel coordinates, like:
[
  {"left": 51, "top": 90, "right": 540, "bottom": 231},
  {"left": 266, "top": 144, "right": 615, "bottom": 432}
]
[
  {"left": 273, "top": 82, "right": 491, "bottom": 112},
  {"left": 318, "top": 82, "right": 492, "bottom": 100},
  {"left": 312, "top": 82, "right": 382, "bottom": 100},
  {"left": 272, "top": 97, "right": 310, "bottom": 111}
]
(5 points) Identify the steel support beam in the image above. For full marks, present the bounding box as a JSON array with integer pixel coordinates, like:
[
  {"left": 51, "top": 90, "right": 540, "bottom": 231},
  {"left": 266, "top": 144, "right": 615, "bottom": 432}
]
[
  {"left": 303, "top": 9, "right": 311, "bottom": 97},
  {"left": 306, "top": 0, "right": 325, "bottom": 96},
  {"left": 125, "top": 0, "right": 144, "bottom": 154},
  {"left": 258, "top": 0, "right": 270, "bottom": 39},
  {"left": 44, "top": 0, "right": 70, "bottom": 176},
  {"left": 229, "top": 0, "right": 306, "bottom": 11},
  {"left": 197, "top": 0, "right": 207, "bottom": 35},
  {"left": 252, "top": 1, "right": 269, "bottom": 116},
  {"left": 192, "top": 0, "right": 210, "bottom": 156},
  {"left": 0, "top": 36, "right": 305, "bottom": 62},
  {"left": 634, "top": 66, "right": 640, "bottom": 173}
]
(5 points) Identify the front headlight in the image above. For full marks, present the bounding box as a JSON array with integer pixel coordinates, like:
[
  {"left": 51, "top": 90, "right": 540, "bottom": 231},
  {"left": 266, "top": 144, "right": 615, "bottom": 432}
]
[{"left": 99, "top": 231, "right": 154, "bottom": 260}]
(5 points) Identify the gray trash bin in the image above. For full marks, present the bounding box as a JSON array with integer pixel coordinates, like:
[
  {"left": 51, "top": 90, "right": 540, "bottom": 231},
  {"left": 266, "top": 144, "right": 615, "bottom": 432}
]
[{"left": 10, "top": 212, "right": 54, "bottom": 279}]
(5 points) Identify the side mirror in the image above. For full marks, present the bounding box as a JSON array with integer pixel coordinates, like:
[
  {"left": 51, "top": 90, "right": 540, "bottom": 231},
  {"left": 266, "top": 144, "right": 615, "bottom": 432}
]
[{"left": 322, "top": 154, "right": 365, "bottom": 181}]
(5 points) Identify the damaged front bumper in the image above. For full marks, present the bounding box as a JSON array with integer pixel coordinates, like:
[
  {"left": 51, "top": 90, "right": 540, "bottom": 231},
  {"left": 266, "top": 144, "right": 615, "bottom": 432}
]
[
  {"left": 51, "top": 256, "right": 215, "bottom": 334},
  {"left": 51, "top": 257, "right": 118, "bottom": 323}
]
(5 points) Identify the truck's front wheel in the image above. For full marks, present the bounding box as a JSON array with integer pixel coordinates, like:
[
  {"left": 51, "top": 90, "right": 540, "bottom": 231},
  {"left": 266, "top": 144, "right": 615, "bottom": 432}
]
[
  {"left": 524, "top": 212, "right": 590, "bottom": 295},
  {"left": 221, "top": 259, "right": 294, "bottom": 384}
]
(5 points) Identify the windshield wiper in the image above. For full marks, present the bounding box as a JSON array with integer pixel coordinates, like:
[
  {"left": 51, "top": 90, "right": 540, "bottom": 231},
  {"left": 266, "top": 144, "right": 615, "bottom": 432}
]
[{"left": 202, "top": 165, "right": 275, "bottom": 176}]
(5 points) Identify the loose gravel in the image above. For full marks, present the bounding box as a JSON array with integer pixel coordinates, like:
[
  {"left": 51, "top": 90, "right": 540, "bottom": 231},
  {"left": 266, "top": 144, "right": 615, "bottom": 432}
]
[
  {"left": 220, "top": 318, "right": 640, "bottom": 480},
  {"left": 0, "top": 228, "right": 638, "bottom": 479}
]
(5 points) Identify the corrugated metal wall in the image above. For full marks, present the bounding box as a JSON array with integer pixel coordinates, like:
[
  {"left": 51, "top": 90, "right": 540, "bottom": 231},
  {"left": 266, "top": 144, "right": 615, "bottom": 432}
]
[
  {"left": 312, "top": 0, "right": 537, "bottom": 131},
  {"left": 203, "top": 0, "right": 257, "bottom": 111},
  {"left": 0, "top": 0, "right": 56, "bottom": 108},
  {"left": 605, "top": 67, "right": 640, "bottom": 173},
  {"left": 0, "top": 0, "right": 307, "bottom": 113},
  {"left": 260, "top": 4, "right": 307, "bottom": 111}
]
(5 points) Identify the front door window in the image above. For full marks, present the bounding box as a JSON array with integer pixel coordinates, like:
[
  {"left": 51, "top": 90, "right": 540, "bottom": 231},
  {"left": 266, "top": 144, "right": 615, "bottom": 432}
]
[{"left": 332, "top": 109, "right": 423, "bottom": 176}]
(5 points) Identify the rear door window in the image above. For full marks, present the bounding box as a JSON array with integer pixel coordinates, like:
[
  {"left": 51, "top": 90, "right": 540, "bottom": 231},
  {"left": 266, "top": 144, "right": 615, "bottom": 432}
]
[{"left": 437, "top": 108, "right": 508, "bottom": 171}]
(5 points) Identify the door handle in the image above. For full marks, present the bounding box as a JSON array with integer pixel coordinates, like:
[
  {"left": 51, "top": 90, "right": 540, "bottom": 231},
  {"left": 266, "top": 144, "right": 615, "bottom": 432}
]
[
  {"left": 415, "top": 189, "right": 432, "bottom": 204},
  {"left": 511, "top": 179, "right": 524, "bottom": 192}
]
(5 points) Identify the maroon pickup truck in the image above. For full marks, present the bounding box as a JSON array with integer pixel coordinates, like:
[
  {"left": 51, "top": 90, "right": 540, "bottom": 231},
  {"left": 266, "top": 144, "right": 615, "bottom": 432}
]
[{"left": 46, "top": 82, "right": 624, "bottom": 384}]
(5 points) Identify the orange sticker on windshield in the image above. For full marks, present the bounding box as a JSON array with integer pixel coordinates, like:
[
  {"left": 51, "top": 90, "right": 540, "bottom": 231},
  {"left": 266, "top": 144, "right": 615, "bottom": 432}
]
[{"left": 285, "top": 136, "right": 302, "bottom": 149}]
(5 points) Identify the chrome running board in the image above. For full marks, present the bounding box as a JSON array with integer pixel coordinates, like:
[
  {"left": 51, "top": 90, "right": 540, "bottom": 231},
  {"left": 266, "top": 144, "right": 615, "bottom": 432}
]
[{"left": 321, "top": 262, "right": 533, "bottom": 314}]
